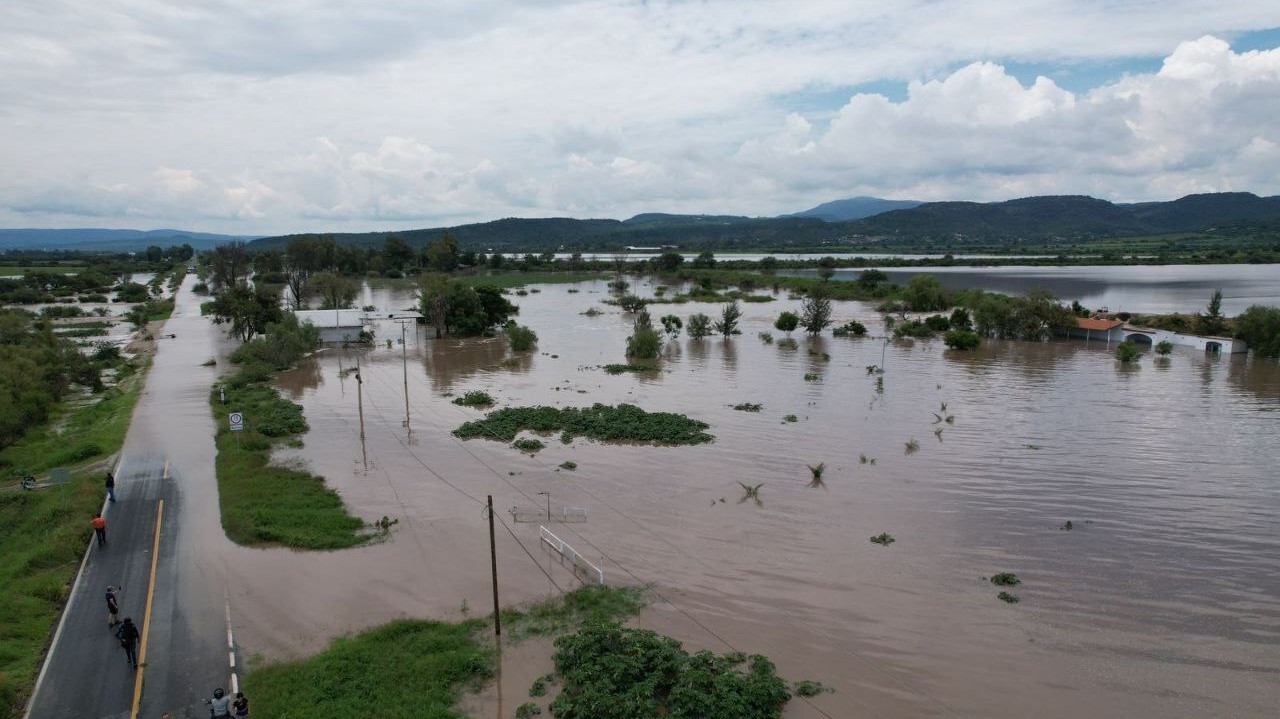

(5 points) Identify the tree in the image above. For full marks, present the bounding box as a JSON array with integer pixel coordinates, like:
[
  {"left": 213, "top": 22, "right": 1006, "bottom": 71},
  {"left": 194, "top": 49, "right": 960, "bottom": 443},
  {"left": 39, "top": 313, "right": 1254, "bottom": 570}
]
[
  {"left": 774, "top": 311, "right": 799, "bottom": 334},
  {"left": 383, "top": 235, "right": 415, "bottom": 274},
  {"left": 626, "top": 312, "right": 663, "bottom": 358},
  {"left": 506, "top": 323, "right": 538, "bottom": 351},
  {"left": 1155, "top": 340, "right": 1173, "bottom": 355},
  {"left": 944, "top": 329, "right": 981, "bottom": 350},
  {"left": 1198, "top": 289, "right": 1228, "bottom": 336},
  {"left": 654, "top": 252, "right": 684, "bottom": 272},
  {"left": 1234, "top": 304, "right": 1280, "bottom": 357},
  {"left": 284, "top": 235, "right": 335, "bottom": 309},
  {"left": 949, "top": 307, "right": 972, "bottom": 331},
  {"left": 618, "top": 295, "right": 648, "bottom": 313},
  {"left": 116, "top": 282, "right": 150, "bottom": 303},
  {"left": 713, "top": 301, "right": 742, "bottom": 337},
  {"left": 424, "top": 233, "right": 460, "bottom": 272},
  {"left": 417, "top": 273, "right": 450, "bottom": 338},
  {"left": 144, "top": 245, "right": 164, "bottom": 263},
  {"left": 816, "top": 256, "right": 837, "bottom": 282},
  {"left": 208, "top": 285, "right": 283, "bottom": 342},
  {"left": 691, "top": 251, "right": 717, "bottom": 269},
  {"left": 857, "top": 269, "right": 888, "bottom": 289},
  {"left": 902, "top": 275, "right": 947, "bottom": 312},
  {"left": 759, "top": 256, "right": 778, "bottom": 275},
  {"left": 208, "top": 241, "right": 250, "bottom": 291},
  {"left": 660, "top": 315, "right": 682, "bottom": 339},
  {"left": 1116, "top": 341, "right": 1142, "bottom": 363},
  {"left": 687, "top": 313, "right": 713, "bottom": 339},
  {"left": 310, "top": 271, "right": 359, "bottom": 310},
  {"left": 418, "top": 281, "right": 516, "bottom": 337},
  {"left": 800, "top": 290, "right": 833, "bottom": 334}
]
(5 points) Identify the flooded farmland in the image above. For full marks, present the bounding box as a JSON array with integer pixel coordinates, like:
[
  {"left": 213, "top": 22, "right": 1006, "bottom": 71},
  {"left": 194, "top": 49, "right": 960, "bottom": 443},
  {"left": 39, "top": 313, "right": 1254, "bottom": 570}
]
[{"left": 263, "top": 277, "right": 1279, "bottom": 718}]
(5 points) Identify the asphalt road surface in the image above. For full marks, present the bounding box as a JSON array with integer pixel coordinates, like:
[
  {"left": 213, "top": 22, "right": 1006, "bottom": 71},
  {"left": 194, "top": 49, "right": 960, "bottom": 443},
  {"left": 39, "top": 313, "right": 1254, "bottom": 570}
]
[{"left": 27, "top": 277, "right": 237, "bottom": 719}]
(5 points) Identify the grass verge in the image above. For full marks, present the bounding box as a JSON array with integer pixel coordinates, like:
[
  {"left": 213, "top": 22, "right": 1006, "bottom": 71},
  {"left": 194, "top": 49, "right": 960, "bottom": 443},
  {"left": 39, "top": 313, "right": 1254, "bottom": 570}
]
[
  {"left": 211, "top": 368, "right": 367, "bottom": 550},
  {"left": 0, "top": 363, "right": 145, "bottom": 718},
  {"left": 246, "top": 585, "right": 646, "bottom": 719}
]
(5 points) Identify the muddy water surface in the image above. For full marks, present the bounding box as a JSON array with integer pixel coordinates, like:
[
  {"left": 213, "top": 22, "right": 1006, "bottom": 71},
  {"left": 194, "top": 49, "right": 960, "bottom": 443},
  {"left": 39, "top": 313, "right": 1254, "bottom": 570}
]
[{"left": 267, "top": 278, "right": 1278, "bottom": 718}]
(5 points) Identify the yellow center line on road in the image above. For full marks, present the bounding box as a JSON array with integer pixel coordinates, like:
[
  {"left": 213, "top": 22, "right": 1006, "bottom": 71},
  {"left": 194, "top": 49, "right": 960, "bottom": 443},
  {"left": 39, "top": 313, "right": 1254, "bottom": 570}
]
[{"left": 129, "top": 499, "right": 164, "bottom": 719}]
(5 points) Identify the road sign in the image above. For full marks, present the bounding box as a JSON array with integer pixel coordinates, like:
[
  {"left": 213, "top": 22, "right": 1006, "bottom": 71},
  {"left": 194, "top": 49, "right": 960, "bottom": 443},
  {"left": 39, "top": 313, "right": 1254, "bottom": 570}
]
[{"left": 229, "top": 411, "right": 244, "bottom": 432}]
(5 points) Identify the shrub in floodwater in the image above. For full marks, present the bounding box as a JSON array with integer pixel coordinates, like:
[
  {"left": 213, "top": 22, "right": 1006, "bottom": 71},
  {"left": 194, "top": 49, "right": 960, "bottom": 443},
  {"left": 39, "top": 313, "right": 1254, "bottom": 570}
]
[
  {"left": 529, "top": 673, "right": 554, "bottom": 697},
  {"left": 608, "top": 279, "right": 629, "bottom": 292},
  {"left": 758, "top": 331, "right": 774, "bottom": 344},
  {"left": 990, "top": 573, "right": 1021, "bottom": 586},
  {"left": 660, "top": 314, "right": 682, "bottom": 339},
  {"left": 944, "top": 329, "right": 981, "bottom": 350},
  {"left": 997, "top": 592, "right": 1020, "bottom": 604},
  {"left": 713, "top": 300, "right": 743, "bottom": 337},
  {"left": 1116, "top": 340, "right": 1142, "bottom": 363},
  {"left": 454, "top": 404, "right": 713, "bottom": 445},
  {"left": 1061, "top": 520, "right": 1073, "bottom": 531},
  {"left": 687, "top": 313, "right": 713, "bottom": 339},
  {"left": 516, "top": 702, "right": 542, "bottom": 718},
  {"left": 803, "top": 372, "right": 820, "bottom": 382},
  {"left": 618, "top": 295, "right": 648, "bottom": 312},
  {"left": 904, "top": 439, "right": 919, "bottom": 454},
  {"left": 581, "top": 307, "right": 603, "bottom": 316},
  {"left": 794, "top": 680, "right": 833, "bottom": 697},
  {"left": 807, "top": 462, "right": 825, "bottom": 488},
  {"left": 453, "top": 391, "right": 496, "bottom": 408},
  {"left": 603, "top": 363, "right": 658, "bottom": 375},
  {"left": 513, "top": 438, "right": 546, "bottom": 453},
  {"left": 783, "top": 414, "right": 798, "bottom": 423},
  {"left": 559, "top": 461, "right": 577, "bottom": 471},
  {"left": 832, "top": 320, "right": 867, "bottom": 337},
  {"left": 733, "top": 403, "right": 762, "bottom": 412},
  {"left": 506, "top": 323, "right": 538, "bottom": 351},
  {"left": 774, "top": 311, "right": 800, "bottom": 334},
  {"left": 1155, "top": 340, "right": 1173, "bottom": 355},
  {"left": 869, "top": 532, "right": 895, "bottom": 546}
]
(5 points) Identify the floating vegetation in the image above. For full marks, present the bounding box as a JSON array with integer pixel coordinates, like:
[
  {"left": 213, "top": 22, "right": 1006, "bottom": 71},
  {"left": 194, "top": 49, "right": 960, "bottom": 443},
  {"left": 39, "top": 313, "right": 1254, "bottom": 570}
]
[
  {"left": 904, "top": 438, "right": 919, "bottom": 454},
  {"left": 566, "top": 288, "right": 580, "bottom": 293},
  {"left": 782, "top": 414, "right": 798, "bottom": 423},
  {"left": 803, "top": 372, "right": 820, "bottom": 382},
  {"left": 794, "top": 680, "right": 834, "bottom": 697},
  {"left": 737, "top": 482, "right": 763, "bottom": 506},
  {"left": 859, "top": 454, "right": 876, "bottom": 465},
  {"left": 580, "top": 307, "right": 603, "bottom": 316},
  {"left": 733, "top": 403, "right": 763, "bottom": 412},
  {"left": 452, "top": 390, "right": 496, "bottom": 408},
  {"left": 1024, "top": 443, "right": 1041, "bottom": 450},
  {"left": 806, "top": 462, "right": 826, "bottom": 489},
  {"left": 990, "top": 573, "right": 1021, "bottom": 586},
  {"left": 602, "top": 363, "right": 658, "bottom": 375},
  {"left": 869, "top": 532, "right": 895, "bottom": 546},
  {"left": 455, "top": 404, "right": 713, "bottom": 445},
  {"left": 758, "top": 331, "right": 774, "bottom": 344},
  {"left": 559, "top": 461, "right": 578, "bottom": 471},
  {"left": 1060, "top": 520, "right": 1073, "bottom": 531},
  {"left": 513, "top": 438, "right": 546, "bottom": 453},
  {"left": 997, "top": 592, "right": 1020, "bottom": 604}
]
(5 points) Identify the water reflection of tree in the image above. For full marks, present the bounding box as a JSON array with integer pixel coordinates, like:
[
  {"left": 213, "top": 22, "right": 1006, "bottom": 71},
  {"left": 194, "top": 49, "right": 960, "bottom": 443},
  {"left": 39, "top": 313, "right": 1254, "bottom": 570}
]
[
  {"left": 276, "top": 357, "right": 323, "bottom": 398},
  {"left": 803, "top": 336, "right": 829, "bottom": 378},
  {"left": 685, "top": 337, "right": 710, "bottom": 367},
  {"left": 422, "top": 336, "right": 509, "bottom": 391},
  {"left": 720, "top": 338, "right": 738, "bottom": 375},
  {"left": 1225, "top": 353, "right": 1280, "bottom": 400}
]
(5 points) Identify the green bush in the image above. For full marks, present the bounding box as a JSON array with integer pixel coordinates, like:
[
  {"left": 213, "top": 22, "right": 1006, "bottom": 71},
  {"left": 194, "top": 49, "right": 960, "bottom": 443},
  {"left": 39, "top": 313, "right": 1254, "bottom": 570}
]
[
  {"left": 513, "top": 438, "right": 545, "bottom": 453},
  {"left": 943, "top": 329, "right": 981, "bottom": 350},
  {"left": 602, "top": 364, "right": 658, "bottom": 375},
  {"left": 506, "top": 323, "right": 538, "bottom": 352},
  {"left": 1116, "top": 341, "right": 1142, "bottom": 363},
  {"left": 1155, "top": 340, "right": 1173, "bottom": 355},
  {"left": 1234, "top": 304, "right": 1280, "bottom": 357},
  {"left": 687, "top": 313, "right": 713, "bottom": 339},
  {"left": 452, "top": 391, "right": 495, "bottom": 408},
  {"left": 831, "top": 320, "right": 866, "bottom": 337},
  {"left": 454, "top": 404, "right": 712, "bottom": 445}
]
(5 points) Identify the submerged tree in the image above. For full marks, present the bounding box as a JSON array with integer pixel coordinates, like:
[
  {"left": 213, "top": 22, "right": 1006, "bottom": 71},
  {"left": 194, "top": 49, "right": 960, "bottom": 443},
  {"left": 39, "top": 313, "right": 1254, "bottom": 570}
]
[
  {"left": 1198, "top": 289, "right": 1228, "bottom": 336},
  {"left": 774, "top": 311, "right": 799, "bottom": 335},
  {"left": 310, "top": 271, "right": 359, "bottom": 310},
  {"left": 800, "top": 290, "right": 832, "bottom": 335},
  {"left": 713, "top": 301, "right": 742, "bottom": 337},
  {"left": 626, "top": 311, "right": 663, "bottom": 359},
  {"left": 660, "top": 314, "right": 683, "bottom": 340},
  {"left": 687, "top": 313, "right": 713, "bottom": 339}
]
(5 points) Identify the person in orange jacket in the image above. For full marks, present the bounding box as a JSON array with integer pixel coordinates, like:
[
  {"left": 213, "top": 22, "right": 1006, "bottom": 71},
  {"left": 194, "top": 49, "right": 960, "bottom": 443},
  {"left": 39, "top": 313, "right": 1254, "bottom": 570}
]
[{"left": 91, "top": 513, "right": 107, "bottom": 546}]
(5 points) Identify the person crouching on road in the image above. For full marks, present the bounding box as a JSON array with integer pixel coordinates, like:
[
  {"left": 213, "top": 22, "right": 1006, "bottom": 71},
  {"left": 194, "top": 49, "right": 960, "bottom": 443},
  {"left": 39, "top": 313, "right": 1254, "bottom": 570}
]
[
  {"left": 115, "top": 617, "right": 140, "bottom": 669},
  {"left": 91, "top": 513, "right": 107, "bottom": 546}
]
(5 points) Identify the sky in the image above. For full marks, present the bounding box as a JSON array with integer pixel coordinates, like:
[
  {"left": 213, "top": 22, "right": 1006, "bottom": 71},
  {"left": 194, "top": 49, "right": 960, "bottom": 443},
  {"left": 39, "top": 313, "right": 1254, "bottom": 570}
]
[{"left": 2, "top": 1, "right": 1279, "bottom": 235}]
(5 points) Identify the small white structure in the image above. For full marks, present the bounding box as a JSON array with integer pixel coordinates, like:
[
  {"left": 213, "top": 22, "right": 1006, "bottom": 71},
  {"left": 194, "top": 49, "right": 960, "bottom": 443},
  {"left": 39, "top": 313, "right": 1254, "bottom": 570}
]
[
  {"left": 293, "top": 309, "right": 370, "bottom": 344},
  {"left": 1067, "top": 318, "right": 1246, "bottom": 354}
]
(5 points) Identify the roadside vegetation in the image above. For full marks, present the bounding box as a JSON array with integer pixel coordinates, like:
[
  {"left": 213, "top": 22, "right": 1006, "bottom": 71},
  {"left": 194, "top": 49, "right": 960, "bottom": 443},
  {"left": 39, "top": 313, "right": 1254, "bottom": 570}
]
[
  {"left": 454, "top": 404, "right": 713, "bottom": 445},
  {"left": 0, "top": 313, "right": 150, "bottom": 718},
  {"left": 210, "top": 313, "right": 368, "bottom": 550}
]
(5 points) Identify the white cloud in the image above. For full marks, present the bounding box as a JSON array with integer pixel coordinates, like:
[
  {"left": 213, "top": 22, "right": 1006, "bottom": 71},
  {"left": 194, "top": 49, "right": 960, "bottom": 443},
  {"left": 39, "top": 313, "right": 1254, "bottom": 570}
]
[{"left": 0, "top": 2, "right": 1278, "bottom": 232}]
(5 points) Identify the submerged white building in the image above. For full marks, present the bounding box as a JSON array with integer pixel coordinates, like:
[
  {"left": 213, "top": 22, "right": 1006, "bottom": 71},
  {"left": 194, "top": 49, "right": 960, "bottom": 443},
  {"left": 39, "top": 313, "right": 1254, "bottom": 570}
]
[{"left": 1067, "top": 318, "right": 1246, "bottom": 354}]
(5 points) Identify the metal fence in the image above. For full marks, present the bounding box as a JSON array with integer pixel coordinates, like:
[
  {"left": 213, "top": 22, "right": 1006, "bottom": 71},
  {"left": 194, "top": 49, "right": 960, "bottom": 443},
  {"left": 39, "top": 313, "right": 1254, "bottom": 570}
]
[
  {"left": 511, "top": 506, "right": 588, "bottom": 524},
  {"left": 539, "top": 525, "right": 605, "bottom": 585}
]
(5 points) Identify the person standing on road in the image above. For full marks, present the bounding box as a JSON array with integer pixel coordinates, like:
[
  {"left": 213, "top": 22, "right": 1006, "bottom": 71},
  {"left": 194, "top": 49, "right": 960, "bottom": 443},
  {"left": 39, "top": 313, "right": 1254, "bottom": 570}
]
[
  {"left": 105, "top": 470, "right": 116, "bottom": 502},
  {"left": 91, "top": 513, "right": 107, "bottom": 546},
  {"left": 106, "top": 586, "right": 120, "bottom": 627},
  {"left": 207, "top": 688, "right": 232, "bottom": 718},
  {"left": 115, "top": 617, "right": 140, "bottom": 669},
  {"left": 232, "top": 691, "right": 249, "bottom": 718}
]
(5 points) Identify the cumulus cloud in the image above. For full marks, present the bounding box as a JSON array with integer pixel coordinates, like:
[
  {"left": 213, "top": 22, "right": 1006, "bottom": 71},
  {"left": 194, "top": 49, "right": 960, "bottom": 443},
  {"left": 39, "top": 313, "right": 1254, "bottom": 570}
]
[{"left": 0, "top": 1, "right": 1278, "bottom": 232}]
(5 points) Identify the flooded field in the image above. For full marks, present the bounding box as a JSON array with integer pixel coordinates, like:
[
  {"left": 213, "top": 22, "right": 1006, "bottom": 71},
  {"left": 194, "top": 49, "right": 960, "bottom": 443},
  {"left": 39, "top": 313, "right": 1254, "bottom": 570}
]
[{"left": 263, "top": 278, "right": 1279, "bottom": 718}]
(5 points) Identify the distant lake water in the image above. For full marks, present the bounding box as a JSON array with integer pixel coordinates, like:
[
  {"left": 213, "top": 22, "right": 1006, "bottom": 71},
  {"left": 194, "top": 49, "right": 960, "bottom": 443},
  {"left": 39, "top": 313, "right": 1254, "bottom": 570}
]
[{"left": 789, "top": 264, "right": 1280, "bottom": 315}]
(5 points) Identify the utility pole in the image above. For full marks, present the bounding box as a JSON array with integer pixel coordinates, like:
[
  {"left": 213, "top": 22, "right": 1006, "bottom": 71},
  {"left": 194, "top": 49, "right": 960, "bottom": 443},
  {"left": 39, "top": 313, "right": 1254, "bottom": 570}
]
[
  {"left": 355, "top": 353, "right": 367, "bottom": 470},
  {"left": 487, "top": 495, "right": 501, "bottom": 637},
  {"left": 396, "top": 318, "right": 412, "bottom": 432}
]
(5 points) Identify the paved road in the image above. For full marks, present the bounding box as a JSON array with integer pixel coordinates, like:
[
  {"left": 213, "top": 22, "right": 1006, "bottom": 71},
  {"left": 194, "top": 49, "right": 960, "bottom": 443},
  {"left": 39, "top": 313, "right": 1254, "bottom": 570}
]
[{"left": 27, "top": 277, "right": 238, "bottom": 719}]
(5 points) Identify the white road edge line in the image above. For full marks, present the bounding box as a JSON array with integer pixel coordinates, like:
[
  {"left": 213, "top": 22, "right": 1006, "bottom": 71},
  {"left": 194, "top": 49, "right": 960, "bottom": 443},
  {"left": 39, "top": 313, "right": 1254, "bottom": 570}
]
[
  {"left": 22, "top": 457, "right": 124, "bottom": 719},
  {"left": 225, "top": 594, "right": 239, "bottom": 697}
]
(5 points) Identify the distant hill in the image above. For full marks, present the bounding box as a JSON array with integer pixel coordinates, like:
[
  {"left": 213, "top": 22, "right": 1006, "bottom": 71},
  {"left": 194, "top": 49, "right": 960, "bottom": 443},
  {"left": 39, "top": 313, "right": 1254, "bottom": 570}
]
[
  {"left": 0, "top": 228, "right": 256, "bottom": 253},
  {"left": 789, "top": 196, "right": 922, "bottom": 221}
]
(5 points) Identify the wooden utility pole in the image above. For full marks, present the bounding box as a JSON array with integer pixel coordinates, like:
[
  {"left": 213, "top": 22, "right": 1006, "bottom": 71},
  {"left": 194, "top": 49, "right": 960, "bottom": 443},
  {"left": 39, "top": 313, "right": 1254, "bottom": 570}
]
[
  {"left": 399, "top": 320, "right": 411, "bottom": 433},
  {"left": 487, "top": 495, "right": 501, "bottom": 636},
  {"left": 355, "top": 353, "right": 367, "bottom": 469}
]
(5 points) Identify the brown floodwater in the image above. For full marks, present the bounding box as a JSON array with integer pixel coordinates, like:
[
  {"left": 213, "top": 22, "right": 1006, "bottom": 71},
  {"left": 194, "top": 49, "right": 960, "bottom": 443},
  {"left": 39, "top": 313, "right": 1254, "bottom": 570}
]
[{"left": 252, "top": 277, "right": 1280, "bottom": 718}]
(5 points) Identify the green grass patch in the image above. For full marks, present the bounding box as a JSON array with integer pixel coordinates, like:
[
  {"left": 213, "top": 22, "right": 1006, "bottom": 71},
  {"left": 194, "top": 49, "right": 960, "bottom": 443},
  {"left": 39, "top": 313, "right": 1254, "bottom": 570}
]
[
  {"left": 454, "top": 404, "right": 712, "bottom": 446},
  {"left": 0, "top": 364, "right": 145, "bottom": 718},
  {"left": 601, "top": 363, "right": 658, "bottom": 375},
  {"left": 453, "top": 272, "right": 607, "bottom": 289},
  {"left": 245, "top": 585, "right": 647, "bottom": 719},
  {"left": 733, "top": 403, "right": 763, "bottom": 412},
  {"left": 451, "top": 391, "right": 495, "bottom": 408},
  {"left": 513, "top": 438, "right": 545, "bottom": 454},
  {"left": 211, "top": 368, "right": 367, "bottom": 550}
]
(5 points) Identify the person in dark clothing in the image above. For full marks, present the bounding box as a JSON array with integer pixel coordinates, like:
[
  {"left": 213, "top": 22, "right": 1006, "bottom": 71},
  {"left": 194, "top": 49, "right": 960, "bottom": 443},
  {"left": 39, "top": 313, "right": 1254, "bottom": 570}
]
[
  {"left": 105, "top": 471, "right": 116, "bottom": 502},
  {"left": 115, "top": 617, "right": 140, "bottom": 668},
  {"left": 207, "top": 687, "right": 231, "bottom": 718},
  {"left": 91, "top": 514, "right": 107, "bottom": 546},
  {"left": 231, "top": 691, "right": 249, "bottom": 718},
  {"left": 106, "top": 586, "right": 120, "bottom": 627}
]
